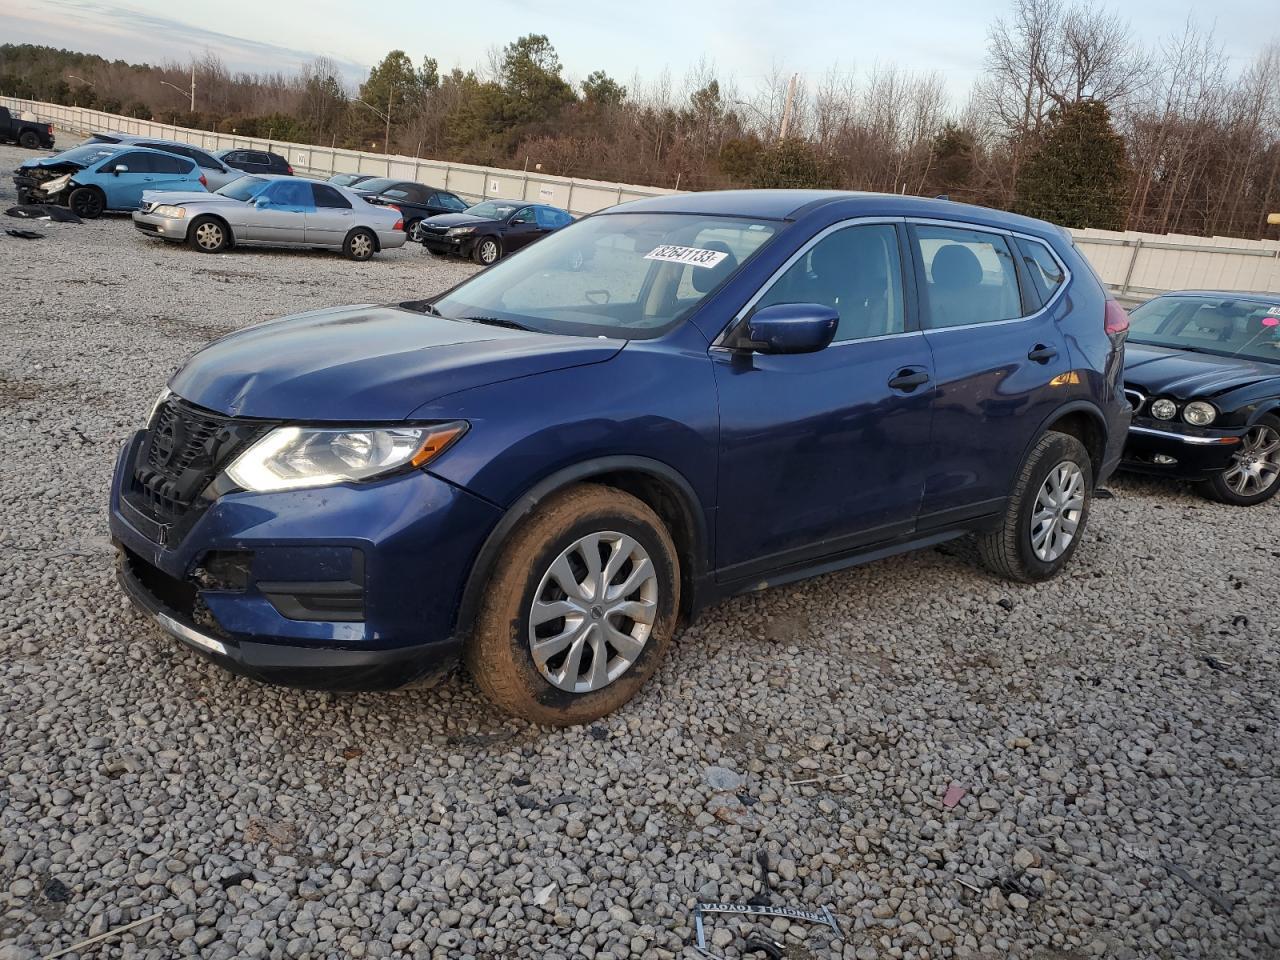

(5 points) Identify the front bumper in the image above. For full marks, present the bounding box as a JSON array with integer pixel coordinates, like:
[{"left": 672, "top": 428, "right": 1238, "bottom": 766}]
[
  {"left": 418, "top": 233, "right": 472, "bottom": 256},
  {"left": 109, "top": 430, "right": 502, "bottom": 690},
  {"left": 132, "top": 210, "right": 190, "bottom": 241},
  {"left": 1120, "top": 422, "right": 1244, "bottom": 480}
]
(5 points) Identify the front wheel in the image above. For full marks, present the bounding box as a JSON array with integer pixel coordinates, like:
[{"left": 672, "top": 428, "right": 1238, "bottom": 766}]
[
  {"left": 472, "top": 236, "right": 501, "bottom": 265},
  {"left": 187, "top": 216, "right": 229, "bottom": 253},
  {"left": 977, "top": 431, "right": 1092, "bottom": 582},
  {"left": 1197, "top": 415, "right": 1280, "bottom": 506},
  {"left": 344, "top": 228, "right": 376, "bottom": 261},
  {"left": 466, "top": 484, "right": 680, "bottom": 725},
  {"left": 67, "top": 187, "right": 104, "bottom": 219}
]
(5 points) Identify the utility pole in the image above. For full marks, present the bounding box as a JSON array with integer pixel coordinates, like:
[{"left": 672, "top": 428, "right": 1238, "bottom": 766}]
[
  {"left": 384, "top": 84, "right": 394, "bottom": 155},
  {"left": 190, "top": 64, "right": 196, "bottom": 112},
  {"left": 778, "top": 73, "right": 798, "bottom": 141}
]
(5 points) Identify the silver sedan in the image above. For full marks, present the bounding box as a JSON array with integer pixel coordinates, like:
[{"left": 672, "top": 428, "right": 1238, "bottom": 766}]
[{"left": 130, "top": 175, "right": 406, "bottom": 261}]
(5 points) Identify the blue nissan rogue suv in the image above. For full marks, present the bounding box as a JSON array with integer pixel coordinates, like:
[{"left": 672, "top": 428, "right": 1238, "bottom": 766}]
[{"left": 110, "top": 190, "right": 1131, "bottom": 724}]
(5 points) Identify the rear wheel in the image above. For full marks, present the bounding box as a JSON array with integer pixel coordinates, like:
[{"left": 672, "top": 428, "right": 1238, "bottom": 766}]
[
  {"left": 1197, "top": 415, "right": 1280, "bottom": 506},
  {"left": 187, "top": 216, "right": 229, "bottom": 253},
  {"left": 344, "top": 228, "right": 376, "bottom": 261},
  {"left": 472, "top": 236, "right": 501, "bottom": 266},
  {"left": 466, "top": 484, "right": 680, "bottom": 725},
  {"left": 404, "top": 218, "right": 422, "bottom": 241},
  {"left": 67, "top": 187, "right": 104, "bottom": 219},
  {"left": 18, "top": 130, "right": 39, "bottom": 149},
  {"left": 977, "top": 431, "right": 1092, "bottom": 582}
]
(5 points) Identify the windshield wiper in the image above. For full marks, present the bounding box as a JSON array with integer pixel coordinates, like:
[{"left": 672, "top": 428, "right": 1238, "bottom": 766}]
[
  {"left": 399, "top": 299, "right": 445, "bottom": 317},
  {"left": 460, "top": 316, "right": 532, "bottom": 331}
]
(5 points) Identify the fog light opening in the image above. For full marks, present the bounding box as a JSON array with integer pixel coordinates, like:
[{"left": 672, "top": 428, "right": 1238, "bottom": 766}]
[{"left": 1153, "top": 453, "right": 1178, "bottom": 466}]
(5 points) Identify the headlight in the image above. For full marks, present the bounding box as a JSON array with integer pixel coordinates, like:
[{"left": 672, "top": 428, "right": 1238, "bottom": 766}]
[
  {"left": 1183, "top": 401, "right": 1216, "bottom": 426},
  {"left": 446, "top": 226, "right": 476, "bottom": 236},
  {"left": 1150, "top": 398, "right": 1177, "bottom": 420},
  {"left": 40, "top": 174, "right": 71, "bottom": 193},
  {"left": 225, "top": 422, "right": 467, "bottom": 493},
  {"left": 152, "top": 204, "right": 186, "bottom": 218},
  {"left": 145, "top": 387, "right": 171, "bottom": 427}
]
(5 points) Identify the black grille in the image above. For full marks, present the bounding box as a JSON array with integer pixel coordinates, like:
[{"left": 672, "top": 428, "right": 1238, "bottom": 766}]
[{"left": 124, "top": 396, "right": 269, "bottom": 540}]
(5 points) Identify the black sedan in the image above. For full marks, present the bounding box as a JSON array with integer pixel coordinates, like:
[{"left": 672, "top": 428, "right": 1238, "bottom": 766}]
[
  {"left": 351, "top": 179, "right": 468, "bottom": 236},
  {"left": 415, "top": 200, "right": 573, "bottom": 264},
  {"left": 1122, "top": 290, "right": 1280, "bottom": 505},
  {"left": 328, "top": 173, "right": 376, "bottom": 188}
]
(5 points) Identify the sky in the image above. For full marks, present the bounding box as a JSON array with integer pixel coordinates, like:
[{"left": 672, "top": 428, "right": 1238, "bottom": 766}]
[{"left": 0, "top": 0, "right": 1274, "bottom": 98}]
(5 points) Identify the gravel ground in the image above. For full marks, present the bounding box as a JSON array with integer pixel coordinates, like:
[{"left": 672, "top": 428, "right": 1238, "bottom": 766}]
[{"left": 1, "top": 137, "right": 1278, "bottom": 960}]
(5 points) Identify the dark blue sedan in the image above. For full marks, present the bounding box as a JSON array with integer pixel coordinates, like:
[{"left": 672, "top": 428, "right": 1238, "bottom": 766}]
[{"left": 110, "top": 189, "right": 1130, "bottom": 724}]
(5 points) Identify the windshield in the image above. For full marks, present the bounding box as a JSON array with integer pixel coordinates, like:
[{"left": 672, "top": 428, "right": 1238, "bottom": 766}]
[
  {"left": 1128, "top": 295, "right": 1280, "bottom": 364},
  {"left": 215, "top": 176, "right": 271, "bottom": 202},
  {"left": 353, "top": 178, "right": 396, "bottom": 194},
  {"left": 465, "top": 200, "right": 519, "bottom": 220},
  {"left": 330, "top": 173, "right": 366, "bottom": 186},
  {"left": 47, "top": 144, "right": 119, "bottom": 167},
  {"left": 431, "top": 212, "right": 781, "bottom": 339}
]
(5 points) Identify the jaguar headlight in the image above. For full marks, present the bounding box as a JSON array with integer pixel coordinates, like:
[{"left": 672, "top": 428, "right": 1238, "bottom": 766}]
[
  {"left": 1182, "top": 401, "right": 1216, "bottom": 426},
  {"left": 1150, "top": 398, "right": 1177, "bottom": 420},
  {"left": 225, "top": 422, "right": 467, "bottom": 493},
  {"left": 152, "top": 204, "right": 186, "bottom": 218}
]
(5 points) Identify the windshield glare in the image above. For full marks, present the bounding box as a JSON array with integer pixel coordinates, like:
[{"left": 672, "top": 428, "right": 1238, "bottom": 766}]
[
  {"left": 48, "top": 145, "right": 119, "bottom": 167},
  {"left": 431, "top": 212, "right": 780, "bottom": 339},
  {"left": 466, "top": 201, "right": 520, "bottom": 220},
  {"left": 1129, "top": 295, "right": 1280, "bottom": 363},
  {"left": 216, "top": 176, "right": 270, "bottom": 202}
]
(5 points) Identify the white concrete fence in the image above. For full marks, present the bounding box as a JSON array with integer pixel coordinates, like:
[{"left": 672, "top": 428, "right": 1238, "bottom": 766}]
[{"left": 7, "top": 96, "right": 1280, "bottom": 300}]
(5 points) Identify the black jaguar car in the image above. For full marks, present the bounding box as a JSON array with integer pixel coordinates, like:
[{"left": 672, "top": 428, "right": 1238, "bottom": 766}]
[
  {"left": 1122, "top": 290, "right": 1280, "bottom": 505},
  {"left": 351, "top": 179, "right": 469, "bottom": 237},
  {"left": 415, "top": 200, "right": 573, "bottom": 264}
]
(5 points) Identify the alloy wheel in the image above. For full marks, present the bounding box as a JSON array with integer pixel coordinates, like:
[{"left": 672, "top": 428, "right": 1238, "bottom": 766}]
[
  {"left": 479, "top": 240, "right": 499, "bottom": 264},
  {"left": 527, "top": 532, "right": 658, "bottom": 694},
  {"left": 351, "top": 233, "right": 373, "bottom": 259},
  {"left": 1030, "top": 461, "right": 1085, "bottom": 562},
  {"left": 1223, "top": 424, "right": 1280, "bottom": 496},
  {"left": 195, "top": 222, "right": 223, "bottom": 250}
]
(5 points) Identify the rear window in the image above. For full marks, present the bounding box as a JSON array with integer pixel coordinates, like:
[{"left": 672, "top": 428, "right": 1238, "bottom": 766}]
[{"left": 1015, "top": 237, "right": 1066, "bottom": 307}]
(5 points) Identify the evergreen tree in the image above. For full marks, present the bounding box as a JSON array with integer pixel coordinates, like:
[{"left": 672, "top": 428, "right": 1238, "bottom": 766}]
[{"left": 1014, "top": 100, "right": 1131, "bottom": 229}]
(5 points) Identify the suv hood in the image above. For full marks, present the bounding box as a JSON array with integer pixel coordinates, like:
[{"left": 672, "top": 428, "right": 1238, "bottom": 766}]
[
  {"left": 1124, "top": 342, "right": 1280, "bottom": 398},
  {"left": 169, "top": 304, "right": 624, "bottom": 420}
]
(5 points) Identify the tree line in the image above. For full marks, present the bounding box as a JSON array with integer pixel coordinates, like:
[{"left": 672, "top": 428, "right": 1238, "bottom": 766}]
[{"left": 2, "top": 0, "right": 1277, "bottom": 239}]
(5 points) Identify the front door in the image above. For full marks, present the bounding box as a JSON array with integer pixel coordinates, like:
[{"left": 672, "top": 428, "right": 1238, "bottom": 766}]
[
  {"left": 907, "top": 223, "right": 1073, "bottom": 526},
  {"left": 504, "top": 206, "right": 542, "bottom": 251},
  {"left": 244, "top": 179, "right": 312, "bottom": 242},
  {"left": 712, "top": 221, "right": 935, "bottom": 580}
]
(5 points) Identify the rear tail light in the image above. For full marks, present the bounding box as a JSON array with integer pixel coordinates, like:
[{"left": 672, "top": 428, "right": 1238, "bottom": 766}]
[
  {"left": 1104, "top": 299, "right": 1130, "bottom": 336},
  {"left": 387, "top": 204, "right": 401, "bottom": 211},
  {"left": 393, "top": 218, "right": 404, "bottom": 231},
  {"left": 199, "top": 173, "right": 208, "bottom": 189},
  {"left": 286, "top": 164, "right": 294, "bottom": 175}
]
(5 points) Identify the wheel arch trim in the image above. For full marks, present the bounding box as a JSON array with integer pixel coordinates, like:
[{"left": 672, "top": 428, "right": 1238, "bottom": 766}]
[
  {"left": 450, "top": 455, "right": 709, "bottom": 643},
  {"left": 1027, "top": 399, "right": 1111, "bottom": 479}
]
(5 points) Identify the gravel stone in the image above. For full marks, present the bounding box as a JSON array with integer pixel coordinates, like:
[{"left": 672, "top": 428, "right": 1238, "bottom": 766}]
[{"left": 0, "top": 135, "right": 1277, "bottom": 959}]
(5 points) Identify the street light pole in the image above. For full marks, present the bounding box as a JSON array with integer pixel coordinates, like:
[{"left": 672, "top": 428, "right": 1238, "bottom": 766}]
[
  {"left": 354, "top": 90, "right": 395, "bottom": 154},
  {"left": 160, "top": 66, "right": 196, "bottom": 111}
]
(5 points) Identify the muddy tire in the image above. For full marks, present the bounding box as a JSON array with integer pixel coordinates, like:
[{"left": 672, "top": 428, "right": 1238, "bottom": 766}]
[
  {"left": 466, "top": 484, "right": 680, "bottom": 725},
  {"left": 19, "top": 130, "right": 39, "bottom": 149},
  {"left": 188, "top": 216, "right": 229, "bottom": 253},
  {"left": 344, "top": 228, "right": 376, "bottom": 261},
  {"left": 976, "top": 431, "right": 1092, "bottom": 582},
  {"left": 68, "top": 186, "right": 104, "bottom": 219},
  {"left": 472, "top": 236, "right": 501, "bottom": 266}
]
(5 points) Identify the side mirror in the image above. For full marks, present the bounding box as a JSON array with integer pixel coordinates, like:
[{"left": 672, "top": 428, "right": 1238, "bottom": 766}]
[
  {"left": 112, "top": 164, "right": 128, "bottom": 175},
  {"left": 254, "top": 197, "right": 271, "bottom": 209},
  {"left": 742, "top": 303, "right": 839, "bottom": 354}
]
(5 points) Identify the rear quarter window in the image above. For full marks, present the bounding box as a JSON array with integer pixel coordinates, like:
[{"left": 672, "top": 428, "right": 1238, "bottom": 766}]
[{"left": 1015, "top": 237, "right": 1067, "bottom": 307}]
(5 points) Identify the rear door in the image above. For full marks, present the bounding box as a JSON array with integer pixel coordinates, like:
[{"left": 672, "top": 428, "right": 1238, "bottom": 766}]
[
  {"left": 146, "top": 153, "right": 198, "bottom": 193},
  {"left": 712, "top": 220, "right": 936, "bottom": 579},
  {"left": 908, "top": 222, "right": 1073, "bottom": 527},
  {"left": 306, "top": 183, "right": 355, "bottom": 246}
]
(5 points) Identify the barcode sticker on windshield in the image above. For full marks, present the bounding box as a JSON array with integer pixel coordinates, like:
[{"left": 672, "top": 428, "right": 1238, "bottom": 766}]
[{"left": 644, "top": 244, "right": 728, "bottom": 269}]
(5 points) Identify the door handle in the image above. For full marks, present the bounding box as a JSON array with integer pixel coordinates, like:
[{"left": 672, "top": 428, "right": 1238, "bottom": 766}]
[
  {"left": 1028, "top": 344, "right": 1058, "bottom": 363},
  {"left": 888, "top": 367, "right": 930, "bottom": 392}
]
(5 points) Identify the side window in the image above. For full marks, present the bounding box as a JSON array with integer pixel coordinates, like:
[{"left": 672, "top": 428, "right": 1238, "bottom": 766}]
[
  {"left": 1014, "top": 237, "right": 1066, "bottom": 308},
  {"left": 399, "top": 185, "right": 428, "bottom": 203},
  {"left": 108, "top": 151, "right": 154, "bottom": 173},
  {"left": 439, "top": 193, "right": 467, "bottom": 212},
  {"left": 512, "top": 206, "right": 535, "bottom": 223},
  {"left": 753, "top": 223, "right": 905, "bottom": 342},
  {"left": 534, "top": 206, "right": 559, "bottom": 228},
  {"left": 265, "top": 179, "right": 314, "bottom": 210},
  {"left": 151, "top": 154, "right": 191, "bottom": 174},
  {"left": 312, "top": 184, "right": 351, "bottom": 209},
  {"left": 913, "top": 225, "right": 1022, "bottom": 329},
  {"left": 190, "top": 149, "right": 219, "bottom": 169}
]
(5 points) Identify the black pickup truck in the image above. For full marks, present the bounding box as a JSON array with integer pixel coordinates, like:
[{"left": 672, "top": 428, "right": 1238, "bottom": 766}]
[{"left": 0, "top": 107, "right": 56, "bottom": 150}]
